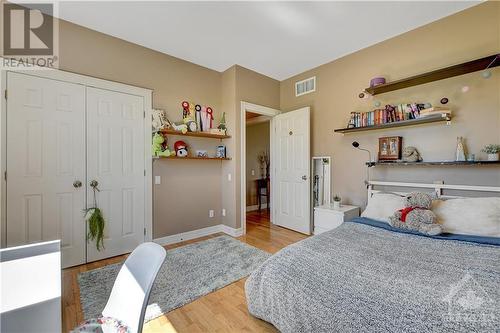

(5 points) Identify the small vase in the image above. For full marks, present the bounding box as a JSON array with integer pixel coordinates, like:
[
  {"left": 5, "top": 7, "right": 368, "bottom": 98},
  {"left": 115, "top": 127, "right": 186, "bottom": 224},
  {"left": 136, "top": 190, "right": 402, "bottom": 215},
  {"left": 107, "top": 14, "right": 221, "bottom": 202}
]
[
  {"left": 333, "top": 201, "right": 341, "bottom": 209},
  {"left": 487, "top": 153, "right": 499, "bottom": 161}
]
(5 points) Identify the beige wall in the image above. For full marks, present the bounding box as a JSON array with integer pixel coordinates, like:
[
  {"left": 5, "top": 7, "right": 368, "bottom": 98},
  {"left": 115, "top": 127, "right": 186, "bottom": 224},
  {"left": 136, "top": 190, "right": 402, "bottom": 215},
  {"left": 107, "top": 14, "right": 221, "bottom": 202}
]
[
  {"left": 280, "top": 2, "right": 500, "bottom": 207},
  {"left": 58, "top": 20, "right": 225, "bottom": 238},
  {"left": 246, "top": 121, "right": 271, "bottom": 206},
  {"left": 221, "top": 66, "right": 280, "bottom": 228}
]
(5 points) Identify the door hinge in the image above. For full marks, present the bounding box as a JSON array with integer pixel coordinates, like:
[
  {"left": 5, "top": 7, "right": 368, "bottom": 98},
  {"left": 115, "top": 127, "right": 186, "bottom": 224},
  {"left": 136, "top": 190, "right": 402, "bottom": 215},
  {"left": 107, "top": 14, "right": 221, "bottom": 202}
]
[
  {"left": 3, "top": 171, "right": 6, "bottom": 181},
  {"left": 4, "top": 90, "right": 7, "bottom": 100},
  {"left": 144, "top": 227, "right": 146, "bottom": 236},
  {"left": 143, "top": 110, "right": 146, "bottom": 119},
  {"left": 144, "top": 169, "right": 146, "bottom": 176}
]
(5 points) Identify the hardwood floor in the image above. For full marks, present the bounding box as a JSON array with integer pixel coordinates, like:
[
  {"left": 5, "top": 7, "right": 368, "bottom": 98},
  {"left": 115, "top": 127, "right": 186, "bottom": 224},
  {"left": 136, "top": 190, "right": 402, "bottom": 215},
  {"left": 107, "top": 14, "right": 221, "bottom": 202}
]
[
  {"left": 246, "top": 209, "right": 271, "bottom": 228},
  {"left": 62, "top": 215, "right": 307, "bottom": 333}
]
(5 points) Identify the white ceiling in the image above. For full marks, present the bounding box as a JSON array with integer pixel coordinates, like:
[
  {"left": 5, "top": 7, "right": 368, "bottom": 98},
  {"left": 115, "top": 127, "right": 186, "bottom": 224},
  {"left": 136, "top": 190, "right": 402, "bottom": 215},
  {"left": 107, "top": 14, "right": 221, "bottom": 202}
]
[{"left": 52, "top": 1, "right": 479, "bottom": 80}]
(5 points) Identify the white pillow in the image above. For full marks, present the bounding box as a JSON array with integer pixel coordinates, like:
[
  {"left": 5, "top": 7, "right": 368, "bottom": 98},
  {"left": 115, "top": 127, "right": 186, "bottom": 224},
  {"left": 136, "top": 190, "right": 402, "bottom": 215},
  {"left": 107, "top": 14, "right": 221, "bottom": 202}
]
[
  {"left": 432, "top": 197, "right": 500, "bottom": 237},
  {"left": 361, "top": 193, "right": 405, "bottom": 223}
]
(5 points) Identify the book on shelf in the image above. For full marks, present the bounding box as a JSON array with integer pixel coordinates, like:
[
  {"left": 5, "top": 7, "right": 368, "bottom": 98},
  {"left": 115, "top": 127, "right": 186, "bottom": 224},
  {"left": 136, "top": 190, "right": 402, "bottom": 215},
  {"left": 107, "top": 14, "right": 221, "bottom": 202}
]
[
  {"left": 349, "top": 103, "right": 434, "bottom": 128},
  {"left": 419, "top": 107, "right": 451, "bottom": 117}
]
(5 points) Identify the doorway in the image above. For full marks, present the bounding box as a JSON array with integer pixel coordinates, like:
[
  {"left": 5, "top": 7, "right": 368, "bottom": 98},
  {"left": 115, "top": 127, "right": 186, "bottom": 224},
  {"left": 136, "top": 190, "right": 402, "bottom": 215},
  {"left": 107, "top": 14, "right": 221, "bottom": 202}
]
[
  {"left": 240, "top": 102, "right": 280, "bottom": 235},
  {"left": 245, "top": 112, "right": 272, "bottom": 229}
]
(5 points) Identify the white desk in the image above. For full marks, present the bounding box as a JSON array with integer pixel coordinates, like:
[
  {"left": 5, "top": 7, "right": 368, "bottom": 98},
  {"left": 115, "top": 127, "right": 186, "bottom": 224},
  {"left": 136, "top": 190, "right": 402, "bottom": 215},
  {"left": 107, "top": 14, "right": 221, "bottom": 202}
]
[{"left": 1, "top": 240, "right": 61, "bottom": 333}]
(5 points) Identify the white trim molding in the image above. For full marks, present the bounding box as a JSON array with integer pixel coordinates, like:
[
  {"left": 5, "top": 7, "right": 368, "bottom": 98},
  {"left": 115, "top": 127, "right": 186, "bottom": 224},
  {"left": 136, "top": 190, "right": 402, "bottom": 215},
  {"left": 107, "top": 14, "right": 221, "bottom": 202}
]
[
  {"left": 153, "top": 224, "right": 243, "bottom": 246},
  {"left": 240, "top": 101, "right": 281, "bottom": 236}
]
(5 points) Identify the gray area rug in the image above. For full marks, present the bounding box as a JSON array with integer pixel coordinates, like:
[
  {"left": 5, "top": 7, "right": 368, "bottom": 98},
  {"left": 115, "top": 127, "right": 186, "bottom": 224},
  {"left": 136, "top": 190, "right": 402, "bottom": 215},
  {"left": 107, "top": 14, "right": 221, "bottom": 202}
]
[{"left": 78, "top": 235, "right": 270, "bottom": 322}]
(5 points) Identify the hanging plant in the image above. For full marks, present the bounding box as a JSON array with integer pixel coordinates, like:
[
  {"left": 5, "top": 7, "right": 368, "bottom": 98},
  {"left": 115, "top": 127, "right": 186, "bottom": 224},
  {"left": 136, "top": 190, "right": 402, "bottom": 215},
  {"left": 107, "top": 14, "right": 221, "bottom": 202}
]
[{"left": 84, "top": 181, "right": 105, "bottom": 251}]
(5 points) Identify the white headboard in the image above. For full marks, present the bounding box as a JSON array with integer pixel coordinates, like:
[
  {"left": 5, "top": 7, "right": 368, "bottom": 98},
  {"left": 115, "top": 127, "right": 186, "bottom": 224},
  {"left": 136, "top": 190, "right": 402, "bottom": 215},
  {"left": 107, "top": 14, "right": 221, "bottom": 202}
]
[{"left": 367, "top": 181, "right": 500, "bottom": 202}]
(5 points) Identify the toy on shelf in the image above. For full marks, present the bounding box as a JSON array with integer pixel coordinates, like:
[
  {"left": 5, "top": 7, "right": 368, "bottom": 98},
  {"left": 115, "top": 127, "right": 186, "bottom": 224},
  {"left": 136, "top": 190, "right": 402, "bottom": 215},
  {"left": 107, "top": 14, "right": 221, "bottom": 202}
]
[
  {"left": 167, "top": 118, "right": 188, "bottom": 134},
  {"left": 184, "top": 118, "right": 197, "bottom": 132},
  {"left": 152, "top": 109, "right": 170, "bottom": 132},
  {"left": 152, "top": 132, "right": 175, "bottom": 157},
  {"left": 174, "top": 140, "right": 189, "bottom": 157}
]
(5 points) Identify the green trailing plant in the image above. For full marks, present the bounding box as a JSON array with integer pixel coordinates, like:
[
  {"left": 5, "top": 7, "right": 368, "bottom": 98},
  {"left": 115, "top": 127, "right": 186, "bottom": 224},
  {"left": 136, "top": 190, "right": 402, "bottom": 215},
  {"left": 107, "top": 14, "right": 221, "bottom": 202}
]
[
  {"left": 481, "top": 144, "right": 500, "bottom": 154},
  {"left": 84, "top": 183, "right": 105, "bottom": 251},
  {"left": 84, "top": 207, "right": 105, "bottom": 251}
]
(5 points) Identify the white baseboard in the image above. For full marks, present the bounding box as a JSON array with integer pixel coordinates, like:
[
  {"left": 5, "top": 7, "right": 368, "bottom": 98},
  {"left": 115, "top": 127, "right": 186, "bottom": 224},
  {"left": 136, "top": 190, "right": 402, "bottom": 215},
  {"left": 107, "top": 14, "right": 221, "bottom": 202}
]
[
  {"left": 154, "top": 224, "right": 243, "bottom": 246},
  {"left": 246, "top": 203, "right": 268, "bottom": 212},
  {"left": 220, "top": 224, "right": 244, "bottom": 237}
]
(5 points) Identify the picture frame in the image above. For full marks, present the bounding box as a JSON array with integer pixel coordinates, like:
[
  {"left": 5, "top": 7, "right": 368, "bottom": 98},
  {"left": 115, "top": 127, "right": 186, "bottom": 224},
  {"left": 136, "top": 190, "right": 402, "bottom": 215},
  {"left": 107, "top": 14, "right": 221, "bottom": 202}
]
[
  {"left": 378, "top": 136, "right": 402, "bottom": 161},
  {"left": 215, "top": 145, "right": 226, "bottom": 158}
]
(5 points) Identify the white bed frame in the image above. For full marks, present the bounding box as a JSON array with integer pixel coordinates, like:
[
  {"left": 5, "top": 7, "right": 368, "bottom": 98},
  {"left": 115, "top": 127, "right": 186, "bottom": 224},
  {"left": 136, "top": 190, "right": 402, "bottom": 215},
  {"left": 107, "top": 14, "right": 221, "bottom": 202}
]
[{"left": 367, "top": 180, "right": 500, "bottom": 202}]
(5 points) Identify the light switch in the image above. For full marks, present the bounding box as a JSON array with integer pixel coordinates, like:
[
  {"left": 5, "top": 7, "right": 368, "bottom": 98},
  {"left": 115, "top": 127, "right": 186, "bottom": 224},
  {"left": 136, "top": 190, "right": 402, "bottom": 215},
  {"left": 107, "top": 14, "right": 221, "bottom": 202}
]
[
  {"left": 154, "top": 176, "right": 161, "bottom": 185},
  {"left": 251, "top": 169, "right": 255, "bottom": 176},
  {"left": 228, "top": 173, "right": 232, "bottom": 181}
]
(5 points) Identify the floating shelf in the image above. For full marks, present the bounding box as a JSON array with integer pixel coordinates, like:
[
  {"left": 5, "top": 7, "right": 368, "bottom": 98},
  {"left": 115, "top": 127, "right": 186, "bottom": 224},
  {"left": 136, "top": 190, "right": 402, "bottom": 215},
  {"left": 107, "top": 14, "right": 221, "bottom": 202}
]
[
  {"left": 160, "top": 129, "right": 231, "bottom": 139},
  {"left": 365, "top": 54, "right": 499, "bottom": 96},
  {"left": 366, "top": 160, "right": 500, "bottom": 167},
  {"left": 334, "top": 113, "right": 451, "bottom": 134},
  {"left": 153, "top": 156, "right": 231, "bottom": 161}
]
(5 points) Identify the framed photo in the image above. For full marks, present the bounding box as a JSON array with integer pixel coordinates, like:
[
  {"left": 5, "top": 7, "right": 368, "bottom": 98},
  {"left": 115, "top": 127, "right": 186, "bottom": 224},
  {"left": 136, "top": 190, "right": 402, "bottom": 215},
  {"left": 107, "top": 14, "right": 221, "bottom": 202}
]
[
  {"left": 215, "top": 145, "right": 226, "bottom": 158},
  {"left": 378, "top": 136, "right": 402, "bottom": 160}
]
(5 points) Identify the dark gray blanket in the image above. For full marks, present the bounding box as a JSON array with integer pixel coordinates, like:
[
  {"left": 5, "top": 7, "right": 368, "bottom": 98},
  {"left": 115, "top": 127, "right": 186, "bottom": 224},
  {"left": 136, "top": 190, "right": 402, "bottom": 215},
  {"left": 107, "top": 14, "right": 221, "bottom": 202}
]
[{"left": 245, "top": 222, "right": 499, "bottom": 332}]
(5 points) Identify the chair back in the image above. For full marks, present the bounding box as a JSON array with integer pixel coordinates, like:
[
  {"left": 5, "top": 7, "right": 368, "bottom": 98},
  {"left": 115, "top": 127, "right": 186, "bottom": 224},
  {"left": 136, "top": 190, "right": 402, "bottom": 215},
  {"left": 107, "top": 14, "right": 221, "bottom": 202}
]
[{"left": 102, "top": 242, "right": 166, "bottom": 333}]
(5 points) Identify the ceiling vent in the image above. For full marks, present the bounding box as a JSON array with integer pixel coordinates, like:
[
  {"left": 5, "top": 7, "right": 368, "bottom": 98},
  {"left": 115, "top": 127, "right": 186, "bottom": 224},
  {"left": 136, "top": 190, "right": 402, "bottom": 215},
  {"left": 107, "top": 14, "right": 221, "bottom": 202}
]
[{"left": 295, "top": 76, "right": 316, "bottom": 97}]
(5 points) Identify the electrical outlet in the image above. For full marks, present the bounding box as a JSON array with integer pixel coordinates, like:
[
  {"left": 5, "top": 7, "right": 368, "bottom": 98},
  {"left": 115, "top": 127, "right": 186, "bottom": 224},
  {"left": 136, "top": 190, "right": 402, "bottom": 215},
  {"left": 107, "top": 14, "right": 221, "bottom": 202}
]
[
  {"left": 222, "top": 209, "right": 226, "bottom": 217},
  {"left": 227, "top": 173, "right": 232, "bottom": 181},
  {"left": 154, "top": 176, "right": 161, "bottom": 185},
  {"left": 251, "top": 169, "right": 255, "bottom": 176},
  {"left": 209, "top": 210, "right": 215, "bottom": 218}
]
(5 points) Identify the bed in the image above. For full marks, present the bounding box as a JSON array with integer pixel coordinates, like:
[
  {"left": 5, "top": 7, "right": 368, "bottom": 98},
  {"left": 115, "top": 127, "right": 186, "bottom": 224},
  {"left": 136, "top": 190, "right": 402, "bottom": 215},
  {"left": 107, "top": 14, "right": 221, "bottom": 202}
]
[{"left": 245, "top": 182, "right": 500, "bottom": 333}]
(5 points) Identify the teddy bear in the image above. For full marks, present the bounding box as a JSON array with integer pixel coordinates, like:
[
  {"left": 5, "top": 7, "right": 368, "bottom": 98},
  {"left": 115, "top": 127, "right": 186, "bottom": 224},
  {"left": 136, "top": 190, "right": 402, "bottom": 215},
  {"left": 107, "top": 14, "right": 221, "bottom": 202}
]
[
  {"left": 388, "top": 192, "right": 442, "bottom": 235},
  {"left": 152, "top": 133, "right": 175, "bottom": 157}
]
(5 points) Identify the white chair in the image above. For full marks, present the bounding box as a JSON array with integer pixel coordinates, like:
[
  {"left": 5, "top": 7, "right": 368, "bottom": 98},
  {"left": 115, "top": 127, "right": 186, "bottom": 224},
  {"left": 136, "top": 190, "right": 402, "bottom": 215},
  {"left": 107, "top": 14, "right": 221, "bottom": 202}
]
[{"left": 74, "top": 242, "right": 166, "bottom": 333}]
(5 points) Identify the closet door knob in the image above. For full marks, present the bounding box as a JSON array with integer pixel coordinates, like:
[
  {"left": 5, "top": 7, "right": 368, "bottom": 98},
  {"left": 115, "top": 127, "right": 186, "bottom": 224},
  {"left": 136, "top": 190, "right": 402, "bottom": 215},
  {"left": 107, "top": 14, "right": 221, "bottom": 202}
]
[
  {"left": 90, "top": 180, "right": 99, "bottom": 188},
  {"left": 73, "top": 180, "right": 82, "bottom": 188},
  {"left": 301, "top": 175, "right": 308, "bottom": 181}
]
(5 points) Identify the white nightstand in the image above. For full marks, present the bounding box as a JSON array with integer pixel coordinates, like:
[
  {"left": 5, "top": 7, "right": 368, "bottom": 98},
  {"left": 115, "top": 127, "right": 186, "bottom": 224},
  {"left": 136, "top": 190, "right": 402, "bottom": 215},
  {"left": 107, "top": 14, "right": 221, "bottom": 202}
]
[{"left": 313, "top": 204, "right": 360, "bottom": 235}]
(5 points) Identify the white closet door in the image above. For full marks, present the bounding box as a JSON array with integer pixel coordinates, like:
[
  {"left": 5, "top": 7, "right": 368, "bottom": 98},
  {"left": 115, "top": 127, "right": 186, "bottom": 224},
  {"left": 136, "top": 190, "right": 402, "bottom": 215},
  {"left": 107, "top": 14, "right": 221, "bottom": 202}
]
[
  {"left": 6, "top": 72, "right": 86, "bottom": 268},
  {"left": 86, "top": 87, "right": 145, "bottom": 262}
]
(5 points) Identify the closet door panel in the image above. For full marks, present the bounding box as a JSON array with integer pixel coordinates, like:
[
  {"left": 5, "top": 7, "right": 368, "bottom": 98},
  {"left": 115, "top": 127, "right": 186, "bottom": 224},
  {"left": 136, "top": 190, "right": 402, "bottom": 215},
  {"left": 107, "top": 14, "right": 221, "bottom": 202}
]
[
  {"left": 6, "top": 72, "right": 86, "bottom": 268},
  {"left": 86, "top": 87, "right": 145, "bottom": 262}
]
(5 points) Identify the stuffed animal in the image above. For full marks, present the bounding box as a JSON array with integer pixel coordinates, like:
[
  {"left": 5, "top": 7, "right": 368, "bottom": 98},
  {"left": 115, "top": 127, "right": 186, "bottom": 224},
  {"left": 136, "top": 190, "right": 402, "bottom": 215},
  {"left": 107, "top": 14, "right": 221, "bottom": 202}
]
[
  {"left": 152, "top": 133, "right": 175, "bottom": 157},
  {"left": 402, "top": 146, "right": 422, "bottom": 162},
  {"left": 174, "top": 140, "right": 188, "bottom": 157},
  {"left": 388, "top": 192, "right": 442, "bottom": 235}
]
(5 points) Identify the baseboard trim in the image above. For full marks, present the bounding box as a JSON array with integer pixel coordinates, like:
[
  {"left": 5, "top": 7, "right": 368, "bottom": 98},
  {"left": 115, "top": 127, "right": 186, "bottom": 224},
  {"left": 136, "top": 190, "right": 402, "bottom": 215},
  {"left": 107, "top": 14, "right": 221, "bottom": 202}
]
[
  {"left": 154, "top": 224, "right": 243, "bottom": 246},
  {"left": 246, "top": 204, "right": 268, "bottom": 212},
  {"left": 220, "top": 225, "right": 244, "bottom": 237}
]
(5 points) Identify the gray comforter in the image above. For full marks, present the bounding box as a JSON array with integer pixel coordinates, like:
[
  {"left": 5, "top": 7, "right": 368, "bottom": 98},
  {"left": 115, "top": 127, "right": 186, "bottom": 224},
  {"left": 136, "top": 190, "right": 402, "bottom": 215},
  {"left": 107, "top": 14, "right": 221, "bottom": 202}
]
[{"left": 245, "top": 221, "right": 500, "bottom": 332}]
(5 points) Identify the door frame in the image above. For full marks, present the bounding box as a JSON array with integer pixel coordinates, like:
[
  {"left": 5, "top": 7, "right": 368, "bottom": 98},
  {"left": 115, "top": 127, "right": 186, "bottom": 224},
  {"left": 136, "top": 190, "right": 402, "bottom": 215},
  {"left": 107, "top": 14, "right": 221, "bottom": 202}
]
[
  {"left": 0, "top": 66, "right": 153, "bottom": 248},
  {"left": 240, "top": 101, "right": 280, "bottom": 235}
]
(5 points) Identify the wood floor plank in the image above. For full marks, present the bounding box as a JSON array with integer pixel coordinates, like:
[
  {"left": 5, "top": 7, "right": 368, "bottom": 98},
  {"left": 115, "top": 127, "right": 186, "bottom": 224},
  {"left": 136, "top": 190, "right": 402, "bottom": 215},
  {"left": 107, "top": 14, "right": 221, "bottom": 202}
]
[{"left": 62, "top": 215, "right": 307, "bottom": 332}]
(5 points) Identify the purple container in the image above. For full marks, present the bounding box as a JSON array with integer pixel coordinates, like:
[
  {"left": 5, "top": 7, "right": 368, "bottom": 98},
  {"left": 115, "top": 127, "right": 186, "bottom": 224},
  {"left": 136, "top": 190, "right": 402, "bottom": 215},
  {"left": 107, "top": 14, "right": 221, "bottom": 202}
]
[{"left": 370, "top": 77, "right": 386, "bottom": 87}]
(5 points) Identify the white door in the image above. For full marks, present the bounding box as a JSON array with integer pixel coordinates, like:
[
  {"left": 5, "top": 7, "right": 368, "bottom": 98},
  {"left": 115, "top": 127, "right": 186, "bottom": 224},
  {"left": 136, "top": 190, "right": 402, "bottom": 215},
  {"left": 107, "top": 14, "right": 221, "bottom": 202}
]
[
  {"left": 274, "top": 107, "right": 311, "bottom": 234},
  {"left": 6, "top": 72, "right": 86, "bottom": 267},
  {"left": 86, "top": 87, "right": 145, "bottom": 262}
]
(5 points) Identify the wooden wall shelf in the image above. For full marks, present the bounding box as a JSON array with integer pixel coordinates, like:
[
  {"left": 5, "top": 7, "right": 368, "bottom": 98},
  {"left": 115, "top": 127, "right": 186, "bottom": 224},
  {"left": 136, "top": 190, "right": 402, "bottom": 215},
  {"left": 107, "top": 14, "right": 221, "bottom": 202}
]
[
  {"left": 366, "top": 160, "right": 500, "bottom": 167},
  {"left": 334, "top": 113, "right": 451, "bottom": 134},
  {"left": 161, "top": 129, "right": 231, "bottom": 139},
  {"left": 365, "top": 54, "right": 499, "bottom": 96},
  {"left": 153, "top": 156, "right": 231, "bottom": 161}
]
